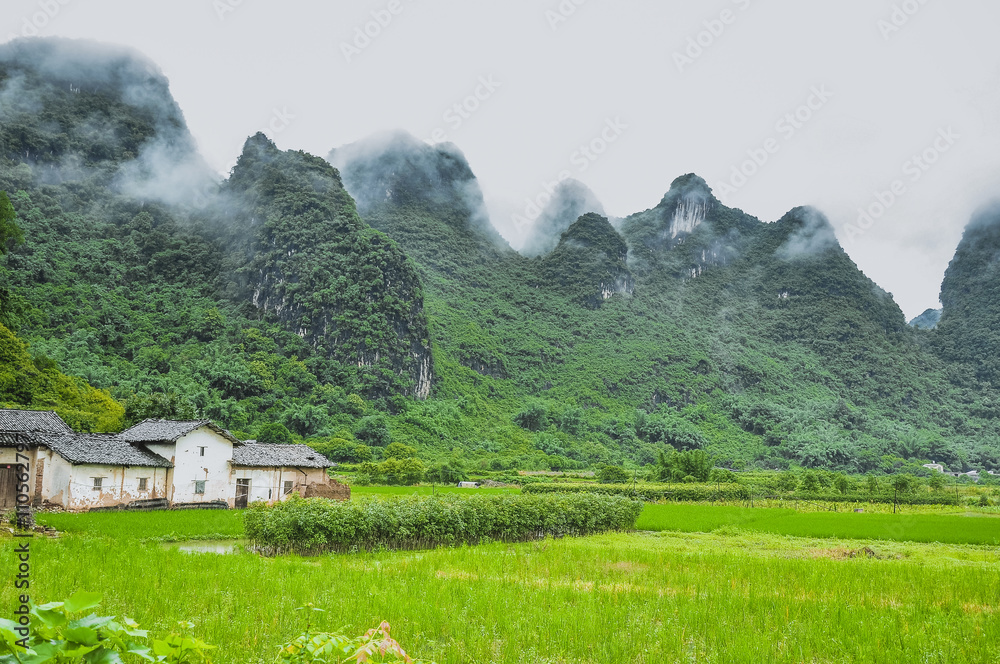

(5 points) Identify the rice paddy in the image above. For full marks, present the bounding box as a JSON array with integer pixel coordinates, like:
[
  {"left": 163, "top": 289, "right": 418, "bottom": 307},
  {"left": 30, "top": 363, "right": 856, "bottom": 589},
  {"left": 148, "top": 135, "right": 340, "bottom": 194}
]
[{"left": 4, "top": 502, "right": 999, "bottom": 663}]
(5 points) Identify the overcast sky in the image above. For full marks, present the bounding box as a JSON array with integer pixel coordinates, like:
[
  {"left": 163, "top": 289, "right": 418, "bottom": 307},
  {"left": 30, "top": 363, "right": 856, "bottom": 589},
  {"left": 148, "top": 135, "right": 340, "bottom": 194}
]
[{"left": 4, "top": 0, "right": 1000, "bottom": 319}]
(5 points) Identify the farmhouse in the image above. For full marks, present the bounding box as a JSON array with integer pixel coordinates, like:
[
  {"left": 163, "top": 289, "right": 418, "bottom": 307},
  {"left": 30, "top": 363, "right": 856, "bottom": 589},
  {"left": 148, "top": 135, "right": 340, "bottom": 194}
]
[{"left": 0, "top": 409, "right": 339, "bottom": 511}]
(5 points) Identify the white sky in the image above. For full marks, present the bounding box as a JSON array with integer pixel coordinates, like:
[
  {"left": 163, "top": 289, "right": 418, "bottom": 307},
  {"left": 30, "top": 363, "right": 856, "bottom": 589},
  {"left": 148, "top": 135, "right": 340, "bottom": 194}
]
[{"left": 4, "top": 0, "right": 1000, "bottom": 319}]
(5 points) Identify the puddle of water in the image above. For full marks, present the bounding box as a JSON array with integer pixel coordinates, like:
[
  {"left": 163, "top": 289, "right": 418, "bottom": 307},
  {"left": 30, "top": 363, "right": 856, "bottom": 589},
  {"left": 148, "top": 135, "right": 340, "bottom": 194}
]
[{"left": 161, "top": 540, "right": 246, "bottom": 554}]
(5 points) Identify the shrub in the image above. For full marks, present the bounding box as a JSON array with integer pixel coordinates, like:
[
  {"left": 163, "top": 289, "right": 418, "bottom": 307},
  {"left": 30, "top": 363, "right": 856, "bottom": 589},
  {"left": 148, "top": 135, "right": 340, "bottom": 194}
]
[
  {"left": 355, "top": 415, "right": 391, "bottom": 447},
  {"left": 597, "top": 465, "right": 630, "bottom": 484},
  {"left": 244, "top": 493, "right": 643, "bottom": 554},
  {"left": 258, "top": 422, "right": 294, "bottom": 445},
  {"left": 523, "top": 482, "right": 750, "bottom": 502}
]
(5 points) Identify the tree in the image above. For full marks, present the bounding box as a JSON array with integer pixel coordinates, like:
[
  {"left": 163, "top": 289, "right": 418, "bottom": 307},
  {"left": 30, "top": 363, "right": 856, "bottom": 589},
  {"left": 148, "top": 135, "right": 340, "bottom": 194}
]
[
  {"left": 0, "top": 192, "right": 24, "bottom": 256},
  {"left": 257, "top": 422, "right": 293, "bottom": 445},
  {"left": 928, "top": 472, "right": 946, "bottom": 492},
  {"left": 833, "top": 473, "right": 850, "bottom": 495},
  {"left": 513, "top": 402, "right": 548, "bottom": 432},
  {"left": 384, "top": 442, "right": 418, "bottom": 460},
  {"left": 891, "top": 474, "right": 914, "bottom": 494},
  {"left": 122, "top": 392, "right": 198, "bottom": 428},
  {"left": 597, "top": 465, "right": 630, "bottom": 484},
  {"left": 427, "top": 460, "right": 467, "bottom": 485},
  {"left": 355, "top": 414, "right": 391, "bottom": 447},
  {"left": 799, "top": 471, "right": 821, "bottom": 493},
  {"left": 865, "top": 474, "right": 880, "bottom": 494},
  {"left": 655, "top": 449, "right": 712, "bottom": 482},
  {"left": 281, "top": 404, "right": 327, "bottom": 437},
  {"left": 709, "top": 468, "right": 739, "bottom": 484}
]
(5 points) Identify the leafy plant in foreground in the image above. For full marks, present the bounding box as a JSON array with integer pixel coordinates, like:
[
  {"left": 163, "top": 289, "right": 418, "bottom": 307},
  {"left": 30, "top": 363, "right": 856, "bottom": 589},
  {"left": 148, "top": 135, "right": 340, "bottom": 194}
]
[
  {"left": 276, "top": 605, "right": 432, "bottom": 664},
  {"left": 0, "top": 591, "right": 214, "bottom": 663}
]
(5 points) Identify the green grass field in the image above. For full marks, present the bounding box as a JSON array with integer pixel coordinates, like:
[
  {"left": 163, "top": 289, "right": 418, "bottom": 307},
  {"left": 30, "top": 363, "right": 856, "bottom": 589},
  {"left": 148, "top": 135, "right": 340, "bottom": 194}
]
[
  {"left": 637, "top": 504, "right": 1000, "bottom": 545},
  {"left": 6, "top": 503, "right": 998, "bottom": 662}
]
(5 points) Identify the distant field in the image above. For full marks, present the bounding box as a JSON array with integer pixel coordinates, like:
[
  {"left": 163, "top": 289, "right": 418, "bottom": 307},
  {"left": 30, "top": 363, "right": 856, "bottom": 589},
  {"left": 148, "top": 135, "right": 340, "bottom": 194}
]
[
  {"left": 349, "top": 485, "right": 519, "bottom": 497},
  {"left": 638, "top": 504, "right": 1000, "bottom": 545}
]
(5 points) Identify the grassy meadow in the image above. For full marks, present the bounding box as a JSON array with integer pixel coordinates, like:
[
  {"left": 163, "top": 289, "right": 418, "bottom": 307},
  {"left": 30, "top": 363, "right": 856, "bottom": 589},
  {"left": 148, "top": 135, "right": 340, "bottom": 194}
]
[
  {"left": 3, "top": 503, "right": 998, "bottom": 663},
  {"left": 637, "top": 504, "right": 1000, "bottom": 545}
]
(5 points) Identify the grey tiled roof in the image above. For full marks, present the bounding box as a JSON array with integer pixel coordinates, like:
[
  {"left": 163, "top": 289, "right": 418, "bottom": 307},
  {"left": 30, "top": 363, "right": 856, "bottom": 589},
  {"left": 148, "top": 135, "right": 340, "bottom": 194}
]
[
  {"left": 0, "top": 432, "right": 31, "bottom": 447},
  {"left": 46, "top": 434, "right": 173, "bottom": 468},
  {"left": 121, "top": 420, "right": 241, "bottom": 444},
  {"left": 232, "top": 442, "right": 332, "bottom": 468},
  {"left": 0, "top": 409, "right": 74, "bottom": 434}
]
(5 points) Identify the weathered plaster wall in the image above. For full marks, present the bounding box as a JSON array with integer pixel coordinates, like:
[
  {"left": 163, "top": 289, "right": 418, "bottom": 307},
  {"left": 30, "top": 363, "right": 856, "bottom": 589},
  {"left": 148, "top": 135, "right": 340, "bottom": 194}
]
[
  {"left": 148, "top": 428, "right": 233, "bottom": 504},
  {"left": 64, "top": 464, "right": 170, "bottom": 510},
  {"left": 231, "top": 467, "right": 330, "bottom": 505}
]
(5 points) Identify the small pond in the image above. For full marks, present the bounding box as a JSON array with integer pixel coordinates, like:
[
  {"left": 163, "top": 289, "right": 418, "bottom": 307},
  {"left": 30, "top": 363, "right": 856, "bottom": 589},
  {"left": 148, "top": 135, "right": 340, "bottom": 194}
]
[{"left": 160, "top": 539, "right": 247, "bottom": 554}]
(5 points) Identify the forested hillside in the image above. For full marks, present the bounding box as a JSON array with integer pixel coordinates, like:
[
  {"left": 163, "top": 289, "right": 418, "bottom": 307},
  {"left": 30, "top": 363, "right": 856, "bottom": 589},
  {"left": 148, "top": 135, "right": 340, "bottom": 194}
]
[
  {"left": 1, "top": 37, "right": 997, "bottom": 475},
  {"left": 934, "top": 203, "right": 1000, "bottom": 385}
]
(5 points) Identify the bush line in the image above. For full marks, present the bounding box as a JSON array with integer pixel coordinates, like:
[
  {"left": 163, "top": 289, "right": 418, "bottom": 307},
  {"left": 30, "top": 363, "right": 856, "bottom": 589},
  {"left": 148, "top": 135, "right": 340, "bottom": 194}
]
[
  {"left": 244, "top": 493, "right": 643, "bottom": 554},
  {"left": 522, "top": 483, "right": 961, "bottom": 505}
]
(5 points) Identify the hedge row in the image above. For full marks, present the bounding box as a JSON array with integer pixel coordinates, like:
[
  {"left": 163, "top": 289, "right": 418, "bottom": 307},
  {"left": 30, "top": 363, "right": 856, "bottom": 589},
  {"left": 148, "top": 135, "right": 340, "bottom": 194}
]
[
  {"left": 775, "top": 492, "right": 962, "bottom": 506},
  {"left": 520, "top": 483, "right": 962, "bottom": 506},
  {"left": 521, "top": 482, "right": 751, "bottom": 502},
  {"left": 244, "top": 493, "right": 643, "bottom": 554}
]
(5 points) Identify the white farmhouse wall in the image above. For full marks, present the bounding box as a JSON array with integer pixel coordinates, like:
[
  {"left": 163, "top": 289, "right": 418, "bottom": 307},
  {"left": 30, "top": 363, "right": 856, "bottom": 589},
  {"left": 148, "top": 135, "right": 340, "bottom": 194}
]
[
  {"left": 231, "top": 467, "right": 328, "bottom": 505},
  {"left": 148, "top": 428, "right": 233, "bottom": 505},
  {"left": 41, "top": 450, "right": 73, "bottom": 507},
  {"left": 63, "top": 465, "right": 170, "bottom": 510}
]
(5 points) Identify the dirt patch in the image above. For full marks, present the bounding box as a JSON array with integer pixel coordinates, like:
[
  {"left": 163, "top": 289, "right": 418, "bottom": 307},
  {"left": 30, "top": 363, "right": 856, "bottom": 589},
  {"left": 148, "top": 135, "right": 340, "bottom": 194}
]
[
  {"left": 304, "top": 480, "right": 350, "bottom": 501},
  {"left": 807, "top": 546, "right": 898, "bottom": 560}
]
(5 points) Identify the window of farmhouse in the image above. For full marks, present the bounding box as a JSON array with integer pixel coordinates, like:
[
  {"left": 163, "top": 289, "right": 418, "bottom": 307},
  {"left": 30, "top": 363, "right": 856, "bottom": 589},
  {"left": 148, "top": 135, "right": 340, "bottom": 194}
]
[
  {"left": 194, "top": 480, "right": 206, "bottom": 494},
  {"left": 92, "top": 477, "right": 103, "bottom": 491},
  {"left": 138, "top": 478, "right": 148, "bottom": 491},
  {"left": 283, "top": 480, "right": 294, "bottom": 495}
]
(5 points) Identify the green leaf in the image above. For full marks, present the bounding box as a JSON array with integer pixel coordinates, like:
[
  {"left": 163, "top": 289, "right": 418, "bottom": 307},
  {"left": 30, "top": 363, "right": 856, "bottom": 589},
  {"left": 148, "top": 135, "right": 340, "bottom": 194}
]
[
  {"left": 64, "top": 592, "right": 103, "bottom": 614},
  {"left": 63, "top": 625, "right": 100, "bottom": 646},
  {"left": 30, "top": 607, "right": 66, "bottom": 629},
  {"left": 82, "top": 647, "right": 125, "bottom": 664}
]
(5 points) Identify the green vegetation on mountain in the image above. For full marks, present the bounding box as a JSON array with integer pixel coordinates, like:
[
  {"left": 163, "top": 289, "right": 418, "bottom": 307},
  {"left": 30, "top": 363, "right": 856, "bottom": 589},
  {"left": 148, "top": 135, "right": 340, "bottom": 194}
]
[
  {"left": 0, "top": 38, "right": 997, "bottom": 477},
  {"left": 934, "top": 203, "right": 1000, "bottom": 385}
]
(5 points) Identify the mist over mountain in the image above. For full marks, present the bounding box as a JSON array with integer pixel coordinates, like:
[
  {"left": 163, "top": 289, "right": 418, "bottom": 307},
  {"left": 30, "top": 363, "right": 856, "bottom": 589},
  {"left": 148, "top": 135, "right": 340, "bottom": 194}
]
[
  {"left": 520, "top": 179, "right": 605, "bottom": 258},
  {"left": 329, "top": 131, "right": 510, "bottom": 259},
  {"left": 1, "top": 38, "right": 998, "bottom": 474},
  {"left": 934, "top": 201, "right": 1000, "bottom": 385},
  {"left": 0, "top": 38, "right": 215, "bottom": 208},
  {"left": 910, "top": 309, "right": 942, "bottom": 330}
]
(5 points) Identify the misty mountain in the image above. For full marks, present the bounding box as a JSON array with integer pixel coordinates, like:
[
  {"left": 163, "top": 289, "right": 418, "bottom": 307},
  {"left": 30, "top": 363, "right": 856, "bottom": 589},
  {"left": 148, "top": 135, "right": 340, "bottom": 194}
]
[
  {"left": 215, "top": 134, "right": 433, "bottom": 399},
  {"left": 910, "top": 309, "right": 942, "bottom": 330},
  {"left": 0, "top": 38, "right": 433, "bottom": 422},
  {"left": 934, "top": 202, "right": 1000, "bottom": 385},
  {"left": 520, "top": 179, "right": 605, "bottom": 258},
  {"left": 2, "top": 38, "right": 998, "bottom": 474},
  {"left": 329, "top": 131, "right": 512, "bottom": 269},
  {"left": 0, "top": 38, "right": 214, "bottom": 207},
  {"left": 538, "top": 212, "right": 634, "bottom": 308}
]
